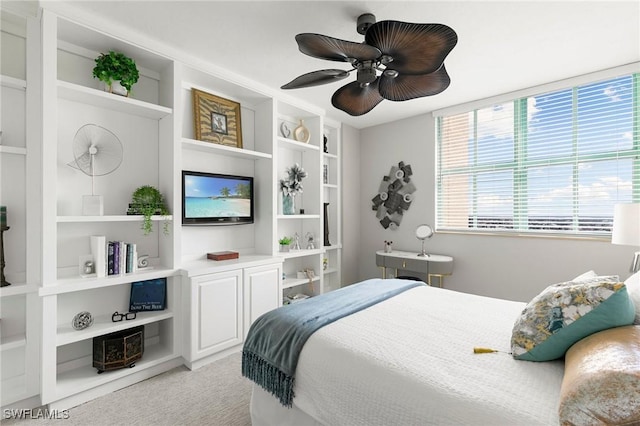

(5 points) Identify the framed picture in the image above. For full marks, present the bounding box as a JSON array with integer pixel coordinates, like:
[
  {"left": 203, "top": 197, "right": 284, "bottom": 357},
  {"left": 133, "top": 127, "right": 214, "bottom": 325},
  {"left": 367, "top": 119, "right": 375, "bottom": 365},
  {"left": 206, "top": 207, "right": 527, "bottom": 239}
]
[{"left": 192, "top": 88, "right": 243, "bottom": 148}]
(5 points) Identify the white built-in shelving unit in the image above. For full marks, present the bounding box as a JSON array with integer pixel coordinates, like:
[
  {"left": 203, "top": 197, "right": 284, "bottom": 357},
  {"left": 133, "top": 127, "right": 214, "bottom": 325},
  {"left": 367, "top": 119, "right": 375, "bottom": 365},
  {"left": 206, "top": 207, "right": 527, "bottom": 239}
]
[
  {"left": 0, "top": 2, "right": 342, "bottom": 410},
  {"left": 275, "top": 102, "right": 324, "bottom": 301},
  {"left": 322, "top": 118, "right": 343, "bottom": 293},
  {"left": 0, "top": 8, "right": 40, "bottom": 409},
  {"left": 38, "top": 9, "right": 182, "bottom": 409}
]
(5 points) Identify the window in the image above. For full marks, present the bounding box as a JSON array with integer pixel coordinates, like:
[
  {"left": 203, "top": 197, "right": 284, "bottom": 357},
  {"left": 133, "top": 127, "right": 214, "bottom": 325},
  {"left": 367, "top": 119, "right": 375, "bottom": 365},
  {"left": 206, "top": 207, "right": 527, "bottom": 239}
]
[{"left": 436, "top": 73, "right": 639, "bottom": 236}]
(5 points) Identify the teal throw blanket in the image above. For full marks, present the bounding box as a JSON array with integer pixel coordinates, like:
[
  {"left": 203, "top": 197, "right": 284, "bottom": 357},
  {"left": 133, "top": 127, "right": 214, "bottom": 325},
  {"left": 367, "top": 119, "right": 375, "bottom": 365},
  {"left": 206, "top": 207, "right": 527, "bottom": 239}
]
[{"left": 241, "top": 278, "right": 425, "bottom": 407}]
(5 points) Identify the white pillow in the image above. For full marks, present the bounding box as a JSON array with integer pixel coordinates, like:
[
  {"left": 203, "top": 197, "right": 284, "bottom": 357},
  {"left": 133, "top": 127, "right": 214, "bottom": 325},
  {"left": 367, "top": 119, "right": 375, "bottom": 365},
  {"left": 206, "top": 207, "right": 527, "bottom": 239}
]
[{"left": 624, "top": 271, "right": 640, "bottom": 324}]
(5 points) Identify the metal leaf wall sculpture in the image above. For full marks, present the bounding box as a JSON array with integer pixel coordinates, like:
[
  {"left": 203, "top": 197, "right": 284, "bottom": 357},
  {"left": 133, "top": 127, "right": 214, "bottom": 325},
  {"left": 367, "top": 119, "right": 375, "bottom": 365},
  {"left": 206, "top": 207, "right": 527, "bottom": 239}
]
[{"left": 371, "top": 161, "right": 416, "bottom": 229}]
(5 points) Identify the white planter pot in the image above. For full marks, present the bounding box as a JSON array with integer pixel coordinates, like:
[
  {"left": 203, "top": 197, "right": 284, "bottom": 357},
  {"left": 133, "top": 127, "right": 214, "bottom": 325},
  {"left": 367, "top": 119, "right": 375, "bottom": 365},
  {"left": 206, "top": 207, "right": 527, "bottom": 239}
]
[{"left": 107, "top": 80, "right": 129, "bottom": 97}]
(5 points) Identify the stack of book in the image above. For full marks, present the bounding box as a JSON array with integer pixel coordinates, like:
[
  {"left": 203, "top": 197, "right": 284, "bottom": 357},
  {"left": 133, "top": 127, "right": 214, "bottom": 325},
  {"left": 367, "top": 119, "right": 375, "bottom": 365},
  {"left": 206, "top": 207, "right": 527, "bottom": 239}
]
[
  {"left": 89, "top": 236, "right": 138, "bottom": 278},
  {"left": 107, "top": 241, "right": 138, "bottom": 275}
]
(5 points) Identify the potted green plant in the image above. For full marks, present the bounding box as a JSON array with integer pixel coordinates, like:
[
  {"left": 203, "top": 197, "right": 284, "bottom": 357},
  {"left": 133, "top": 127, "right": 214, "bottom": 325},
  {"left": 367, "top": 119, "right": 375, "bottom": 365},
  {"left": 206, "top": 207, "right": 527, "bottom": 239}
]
[
  {"left": 92, "top": 50, "right": 140, "bottom": 96},
  {"left": 127, "top": 185, "right": 170, "bottom": 235},
  {"left": 278, "top": 236, "right": 292, "bottom": 252}
]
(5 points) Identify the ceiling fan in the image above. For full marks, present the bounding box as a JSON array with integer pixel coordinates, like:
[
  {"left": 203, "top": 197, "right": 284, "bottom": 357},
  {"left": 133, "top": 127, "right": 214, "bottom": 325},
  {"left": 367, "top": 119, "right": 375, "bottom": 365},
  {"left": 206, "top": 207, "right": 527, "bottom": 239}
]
[{"left": 281, "top": 13, "right": 457, "bottom": 116}]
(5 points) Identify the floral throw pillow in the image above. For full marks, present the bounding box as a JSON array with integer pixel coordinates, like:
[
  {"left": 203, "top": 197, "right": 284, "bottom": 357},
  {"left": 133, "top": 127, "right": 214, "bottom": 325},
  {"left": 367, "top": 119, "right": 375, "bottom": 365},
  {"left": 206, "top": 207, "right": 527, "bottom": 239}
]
[{"left": 511, "top": 278, "right": 636, "bottom": 361}]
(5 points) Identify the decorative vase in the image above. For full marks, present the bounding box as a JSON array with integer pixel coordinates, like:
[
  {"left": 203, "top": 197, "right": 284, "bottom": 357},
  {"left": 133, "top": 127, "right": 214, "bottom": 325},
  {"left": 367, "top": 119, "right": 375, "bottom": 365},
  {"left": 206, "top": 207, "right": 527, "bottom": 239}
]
[
  {"left": 283, "top": 194, "right": 295, "bottom": 215},
  {"left": 279, "top": 244, "right": 290, "bottom": 253},
  {"left": 293, "top": 120, "right": 310, "bottom": 143},
  {"left": 323, "top": 202, "right": 331, "bottom": 246}
]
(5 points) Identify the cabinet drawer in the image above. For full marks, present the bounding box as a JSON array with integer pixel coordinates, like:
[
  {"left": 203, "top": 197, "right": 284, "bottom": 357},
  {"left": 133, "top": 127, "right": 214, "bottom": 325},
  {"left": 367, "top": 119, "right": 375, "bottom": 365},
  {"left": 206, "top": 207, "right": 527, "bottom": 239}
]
[
  {"left": 377, "top": 254, "right": 428, "bottom": 274},
  {"left": 429, "top": 261, "right": 454, "bottom": 275}
]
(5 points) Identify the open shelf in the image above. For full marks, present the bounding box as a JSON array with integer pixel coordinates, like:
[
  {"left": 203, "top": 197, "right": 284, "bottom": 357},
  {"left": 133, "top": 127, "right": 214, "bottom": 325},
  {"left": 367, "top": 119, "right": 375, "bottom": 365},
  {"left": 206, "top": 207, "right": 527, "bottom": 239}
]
[
  {"left": 0, "top": 282, "right": 37, "bottom": 298},
  {"left": 277, "top": 214, "right": 320, "bottom": 220},
  {"left": 279, "top": 249, "right": 324, "bottom": 259},
  {"left": 0, "top": 75, "right": 26, "bottom": 90},
  {"left": 55, "top": 341, "right": 175, "bottom": 400},
  {"left": 40, "top": 267, "right": 178, "bottom": 296},
  {"left": 57, "top": 310, "right": 174, "bottom": 346},
  {"left": 0, "top": 146, "right": 27, "bottom": 155},
  {"left": 0, "top": 334, "right": 27, "bottom": 351},
  {"left": 182, "top": 137, "right": 272, "bottom": 160},
  {"left": 57, "top": 80, "right": 172, "bottom": 119},
  {"left": 56, "top": 215, "right": 173, "bottom": 223},
  {"left": 323, "top": 267, "right": 338, "bottom": 275},
  {"left": 282, "top": 275, "right": 320, "bottom": 289},
  {"left": 277, "top": 137, "right": 320, "bottom": 152}
]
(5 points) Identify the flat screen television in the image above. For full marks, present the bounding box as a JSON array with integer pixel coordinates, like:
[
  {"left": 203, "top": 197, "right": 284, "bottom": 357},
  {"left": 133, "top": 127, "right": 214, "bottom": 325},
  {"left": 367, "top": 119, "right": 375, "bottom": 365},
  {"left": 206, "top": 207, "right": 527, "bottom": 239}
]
[{"left": 182, "top": 170, "right": 254, "bottom": 225}]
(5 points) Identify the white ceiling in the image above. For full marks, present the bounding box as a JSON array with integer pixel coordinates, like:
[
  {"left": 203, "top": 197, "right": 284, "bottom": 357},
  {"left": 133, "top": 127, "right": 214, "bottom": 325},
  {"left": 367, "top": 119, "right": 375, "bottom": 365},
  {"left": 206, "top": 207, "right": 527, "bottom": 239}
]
[{"left": 47, "top": 1, "right": 640, "bottom": 129}]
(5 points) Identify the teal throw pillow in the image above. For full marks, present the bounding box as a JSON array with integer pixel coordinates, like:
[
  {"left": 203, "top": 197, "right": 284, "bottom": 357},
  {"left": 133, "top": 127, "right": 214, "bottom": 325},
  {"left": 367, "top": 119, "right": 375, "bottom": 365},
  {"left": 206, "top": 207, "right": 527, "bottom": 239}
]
[{"left": 511, "top": 279, "right": 635, "bottom": 361}]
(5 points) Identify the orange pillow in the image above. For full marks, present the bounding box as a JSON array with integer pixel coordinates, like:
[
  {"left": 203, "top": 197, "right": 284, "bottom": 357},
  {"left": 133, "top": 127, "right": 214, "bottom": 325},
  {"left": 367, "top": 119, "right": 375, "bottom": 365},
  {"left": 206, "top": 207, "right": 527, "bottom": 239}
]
[{"left": 559, "top": 325, "right": 640, "bottom": 425}]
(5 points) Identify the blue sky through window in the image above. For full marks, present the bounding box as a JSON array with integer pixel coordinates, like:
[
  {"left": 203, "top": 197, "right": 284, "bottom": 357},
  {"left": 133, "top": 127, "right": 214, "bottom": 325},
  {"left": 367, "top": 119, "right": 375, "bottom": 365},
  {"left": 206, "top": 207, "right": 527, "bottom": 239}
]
[{"left": 440, "top": 73, "right": 638, "bottom": 233}]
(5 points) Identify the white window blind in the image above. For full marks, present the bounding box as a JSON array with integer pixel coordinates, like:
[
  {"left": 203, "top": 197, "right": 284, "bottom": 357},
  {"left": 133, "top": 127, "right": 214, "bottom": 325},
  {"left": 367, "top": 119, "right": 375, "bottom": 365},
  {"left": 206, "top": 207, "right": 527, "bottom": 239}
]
[{"left": 437, "top": 73, "right": 639, "bottom": 236}]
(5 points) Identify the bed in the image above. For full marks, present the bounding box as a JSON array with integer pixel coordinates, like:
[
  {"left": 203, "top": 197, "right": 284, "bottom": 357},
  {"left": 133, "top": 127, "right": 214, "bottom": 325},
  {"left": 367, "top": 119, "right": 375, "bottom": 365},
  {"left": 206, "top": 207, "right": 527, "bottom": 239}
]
[{"left": 245, "top": 275, "right": 640, "bottom": 426}]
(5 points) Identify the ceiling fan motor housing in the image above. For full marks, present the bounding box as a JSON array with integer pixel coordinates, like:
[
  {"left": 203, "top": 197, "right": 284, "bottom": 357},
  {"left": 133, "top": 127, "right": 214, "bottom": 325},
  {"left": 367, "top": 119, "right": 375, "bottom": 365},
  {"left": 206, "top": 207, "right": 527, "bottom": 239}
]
[
  {"left": 357, "top": 13, "right": 376, "bottom": 35},
  {"left": 357, "top": 63, "right": 377, "bottom": 85}
]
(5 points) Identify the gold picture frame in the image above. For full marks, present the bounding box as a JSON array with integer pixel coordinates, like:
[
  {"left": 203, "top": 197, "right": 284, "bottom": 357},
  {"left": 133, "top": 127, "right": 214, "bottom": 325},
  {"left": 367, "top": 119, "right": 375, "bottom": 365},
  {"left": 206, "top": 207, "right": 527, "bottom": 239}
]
[{"left": 192, "top": 88, "right": 243, "bottom": 148}]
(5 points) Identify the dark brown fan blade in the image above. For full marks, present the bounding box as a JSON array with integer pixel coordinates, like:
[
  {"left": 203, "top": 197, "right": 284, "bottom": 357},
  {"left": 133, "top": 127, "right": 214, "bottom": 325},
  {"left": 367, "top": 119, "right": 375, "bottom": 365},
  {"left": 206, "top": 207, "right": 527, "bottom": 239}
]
[
  {"left": 379, "top": 65, "right": 451, "bottom": 101},
  {"left": 281, "top": 69, "right": 350, "bottom": 89},
  {"left": 331, "top": 80, "right": 384, "bottom": 116},
  {"left": 296, "top": 33, "right": 382, "bottom": 62},
  {"left": 365, "top": 21, "right": 457, "bottom": 75}
]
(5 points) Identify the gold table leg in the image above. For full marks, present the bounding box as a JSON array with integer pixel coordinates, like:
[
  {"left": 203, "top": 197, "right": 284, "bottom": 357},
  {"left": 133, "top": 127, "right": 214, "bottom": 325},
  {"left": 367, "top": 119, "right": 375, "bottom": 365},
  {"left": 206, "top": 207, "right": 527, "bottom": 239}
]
[{"left": 427, "top": 273, "right": 450, "bottom": 288}]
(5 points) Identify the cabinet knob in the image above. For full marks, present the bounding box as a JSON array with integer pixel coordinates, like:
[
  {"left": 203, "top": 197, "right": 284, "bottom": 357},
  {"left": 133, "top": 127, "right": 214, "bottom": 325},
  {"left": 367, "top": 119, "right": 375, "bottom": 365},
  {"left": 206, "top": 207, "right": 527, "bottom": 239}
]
[{"left": 402, "top": 261, "right": 406, "bottom": 268}]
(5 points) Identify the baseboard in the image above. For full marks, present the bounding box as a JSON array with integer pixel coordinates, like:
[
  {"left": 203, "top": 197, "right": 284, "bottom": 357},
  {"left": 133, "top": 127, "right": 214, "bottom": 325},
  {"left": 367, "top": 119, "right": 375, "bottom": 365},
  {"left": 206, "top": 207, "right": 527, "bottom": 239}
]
[
  {"left": 1, "top": 394, "right": 42, "bottom": 412},
  {"left": 183, "top": 345, "right": 242, "bottom": 371}
]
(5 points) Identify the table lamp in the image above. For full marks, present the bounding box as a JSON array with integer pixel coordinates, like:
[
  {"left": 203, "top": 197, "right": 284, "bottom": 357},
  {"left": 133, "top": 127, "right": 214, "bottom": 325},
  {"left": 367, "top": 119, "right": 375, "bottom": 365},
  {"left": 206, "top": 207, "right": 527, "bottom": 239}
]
[{"left": 612, "top": 203, "right": 640, "bottom": 273}]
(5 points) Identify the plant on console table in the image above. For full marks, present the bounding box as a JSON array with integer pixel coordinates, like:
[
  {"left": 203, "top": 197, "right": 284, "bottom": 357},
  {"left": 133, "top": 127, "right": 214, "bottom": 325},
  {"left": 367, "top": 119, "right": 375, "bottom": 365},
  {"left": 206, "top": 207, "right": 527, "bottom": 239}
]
[
  {"left": 92, "top": 50, "right": 140, "bottom": 97},
  {"left": 279, "top": 163, "right": 307, "bottom": 215},
  {"left": 127, "top": 185, "right": 170, "bottom": 235}
]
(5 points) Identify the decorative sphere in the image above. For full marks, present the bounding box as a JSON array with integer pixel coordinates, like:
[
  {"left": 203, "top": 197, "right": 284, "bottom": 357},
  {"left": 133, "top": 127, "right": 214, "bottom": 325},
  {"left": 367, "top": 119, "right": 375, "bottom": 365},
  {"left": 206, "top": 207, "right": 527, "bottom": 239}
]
[{"left": 72, "top": 311, "right": 94, "bottom": 330}]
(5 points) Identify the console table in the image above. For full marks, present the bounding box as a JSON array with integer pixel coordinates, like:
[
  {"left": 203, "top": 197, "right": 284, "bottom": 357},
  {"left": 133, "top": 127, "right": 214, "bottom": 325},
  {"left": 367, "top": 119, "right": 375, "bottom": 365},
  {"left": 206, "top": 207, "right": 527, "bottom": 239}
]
[{"left": 375, "top": 250, "right": 454, "bottom": 287}]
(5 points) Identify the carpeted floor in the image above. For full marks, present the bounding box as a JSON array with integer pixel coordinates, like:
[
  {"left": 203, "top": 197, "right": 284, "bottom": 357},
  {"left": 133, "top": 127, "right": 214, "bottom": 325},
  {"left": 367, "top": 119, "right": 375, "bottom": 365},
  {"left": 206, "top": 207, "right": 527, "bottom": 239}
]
[{"left": 4, "top": 352, "right": 252, "bottom": 426}]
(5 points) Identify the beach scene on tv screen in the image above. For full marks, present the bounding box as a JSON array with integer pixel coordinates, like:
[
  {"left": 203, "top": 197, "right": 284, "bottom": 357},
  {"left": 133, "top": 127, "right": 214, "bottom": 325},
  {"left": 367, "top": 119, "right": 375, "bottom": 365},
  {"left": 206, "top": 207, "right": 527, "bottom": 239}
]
[{"left": 184, "top": 175, "right": 251, "bottom": 218}]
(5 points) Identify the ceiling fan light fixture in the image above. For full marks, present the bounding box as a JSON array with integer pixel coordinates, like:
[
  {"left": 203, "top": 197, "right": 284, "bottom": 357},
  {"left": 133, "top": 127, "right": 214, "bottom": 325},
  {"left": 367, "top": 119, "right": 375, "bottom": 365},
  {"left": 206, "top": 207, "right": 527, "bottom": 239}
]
[
  {"left": 357, "top": 66, "right": 377, "bottom": 84},
  {"left": 380, "top": 55, "right": 394, "bottom": 65},
  {"left": 383, "top": 69, "right": 399, "bottom": 78},
  {"left": 283, "top": 14, "right": 457, "bottom": 115}
]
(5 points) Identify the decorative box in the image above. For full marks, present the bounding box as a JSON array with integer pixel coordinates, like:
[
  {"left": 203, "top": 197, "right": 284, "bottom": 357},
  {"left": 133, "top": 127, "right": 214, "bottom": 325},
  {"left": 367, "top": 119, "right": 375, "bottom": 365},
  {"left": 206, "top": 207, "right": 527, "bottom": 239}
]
[
  {"left": 207, "top": 251, "right": 239, "bottom": 261},
  {"left": 93, "top": 325, "right": 144, "bottom": 373}
]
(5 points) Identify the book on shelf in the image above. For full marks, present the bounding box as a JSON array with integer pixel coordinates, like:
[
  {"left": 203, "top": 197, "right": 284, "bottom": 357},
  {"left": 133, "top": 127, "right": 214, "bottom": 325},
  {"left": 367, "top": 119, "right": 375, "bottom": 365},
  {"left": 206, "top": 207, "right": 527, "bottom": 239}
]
[
  {"left": 107, "top": 241, "right": 115, "bottom": 275},
  {"left": 107, "top": 240, "right": 137, "bottom": 276},
  {"left": 126, "top": 242, "right": 136, "bottom": 274}
]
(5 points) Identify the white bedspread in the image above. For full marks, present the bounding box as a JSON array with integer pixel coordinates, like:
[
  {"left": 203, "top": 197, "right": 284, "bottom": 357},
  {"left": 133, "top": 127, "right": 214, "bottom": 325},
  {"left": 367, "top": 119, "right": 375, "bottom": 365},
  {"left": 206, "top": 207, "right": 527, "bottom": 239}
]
[{"left": 252, "top": 285, "right": 564, "bottom": 425}]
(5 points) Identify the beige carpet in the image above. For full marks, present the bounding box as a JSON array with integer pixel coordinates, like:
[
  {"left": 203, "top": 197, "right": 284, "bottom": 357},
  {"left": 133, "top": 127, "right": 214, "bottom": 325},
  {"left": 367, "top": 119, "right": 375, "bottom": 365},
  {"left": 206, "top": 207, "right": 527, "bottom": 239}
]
[{"left": 5, "top": 352, "right": 252, "bottom": 426}]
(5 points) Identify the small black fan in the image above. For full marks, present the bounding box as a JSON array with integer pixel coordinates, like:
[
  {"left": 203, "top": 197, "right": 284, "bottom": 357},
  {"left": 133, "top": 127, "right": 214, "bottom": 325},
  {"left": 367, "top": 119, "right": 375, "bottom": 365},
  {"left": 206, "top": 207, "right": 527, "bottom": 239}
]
[{"left": 281, "top": 13, "right": 457, "bottom": 116}]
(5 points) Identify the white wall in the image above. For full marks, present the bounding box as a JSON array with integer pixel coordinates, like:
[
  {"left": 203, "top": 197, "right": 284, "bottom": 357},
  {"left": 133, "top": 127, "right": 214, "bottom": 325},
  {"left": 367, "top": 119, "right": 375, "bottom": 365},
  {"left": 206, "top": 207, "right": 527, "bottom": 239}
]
[
  {"left": 357, "top": 113, "right": 635, "bottom": 302},
  {"left": 340, "top": 124, "right": 361, "bottom": 286}
]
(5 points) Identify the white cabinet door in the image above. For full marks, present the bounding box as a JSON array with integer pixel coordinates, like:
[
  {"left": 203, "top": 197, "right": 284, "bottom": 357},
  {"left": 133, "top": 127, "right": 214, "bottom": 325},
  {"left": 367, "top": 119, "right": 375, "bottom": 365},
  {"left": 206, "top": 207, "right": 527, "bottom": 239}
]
[
  {"left": 192, "top": 269, "right": 243, "bottom": 358},
  {"left": 243, "top": 263, "right": 282, "bottom": 338}
]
